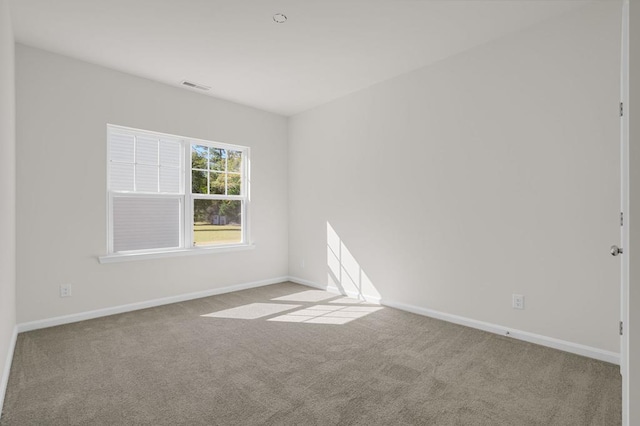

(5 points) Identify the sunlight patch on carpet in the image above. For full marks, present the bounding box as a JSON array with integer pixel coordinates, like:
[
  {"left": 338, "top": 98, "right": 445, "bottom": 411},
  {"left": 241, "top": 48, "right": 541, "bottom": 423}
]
[
  {"left": 202, "top": 303, "right": 301, "bottom": 319},
  {"left": 271, "top": 290, "right": 336, "bottom": 303},
  {"left": 268, "top": 305, "right": 383, "bottom": 325}
]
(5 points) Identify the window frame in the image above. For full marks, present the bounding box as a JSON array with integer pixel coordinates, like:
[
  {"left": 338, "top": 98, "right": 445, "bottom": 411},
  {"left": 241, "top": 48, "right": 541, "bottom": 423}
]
[
  {"left": 186, "top": 140, "right": 249, "bottom": 249},
  {"left": 104, "top": 124, "right": 251, "bottom": 260}
]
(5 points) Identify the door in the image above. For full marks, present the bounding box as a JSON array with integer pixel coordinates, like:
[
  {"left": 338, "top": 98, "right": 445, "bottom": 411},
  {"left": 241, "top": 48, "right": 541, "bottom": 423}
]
[{"left": 619, "top": 1, "right": 630, "bottom": 424}]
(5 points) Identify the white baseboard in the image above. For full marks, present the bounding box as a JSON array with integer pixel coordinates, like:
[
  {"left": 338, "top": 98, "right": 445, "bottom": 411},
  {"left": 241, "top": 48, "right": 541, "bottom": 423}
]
[
  {"left": 17, "top": 276, "right": 289, "bottom": 333},
  {"left": 288, "top": 276, "right": 620, "bottom": 365},
  {"left": 287, "top": 276, "right": 341, "bottom": 294},
  {"left": 382, "top": 299, "right": 620, "bottom": 365},
  {"left": 288, "top": 276, "right": 382, "bottom": 303},
  {"left": 0, "top": 325, "right": 18, "bottom": 420}
]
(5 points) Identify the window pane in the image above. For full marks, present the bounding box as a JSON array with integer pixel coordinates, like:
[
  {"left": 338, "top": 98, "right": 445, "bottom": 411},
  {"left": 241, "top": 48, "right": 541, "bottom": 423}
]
[
  {"left": 110, "top": 133, "right": 134, "bottom": 163},
  {"left": 210, "top": 148, "right": 226, "bottom": 171},
  {"left": 192, "top": 145, "right": 208, "bottom": 169},
  {"left": 160, "top": 166, "right": 180, "bottom": 193},
  {"left": 110, "top": 162, "right": 134, "bottom": 191},
  {"left": 136, "top": 164, "right": 158, "bottom": 192},
  {"left": 113, "top": 197, "right": 180, "bottom": 252},
  {"left": 228, "top": 150, "right": 242, "bottom": 173},
  {"left": 193, "top": 199, "right": 242, "bottom": 246},
  {"left": 136, "top": 135, "right": 158, "bottom": 165},
  {"left": 160, "top": 139, "right": 181, "bottom": 168},
  {"left": 192, "top": 170, "right": 208, "bottom": 194},
  {"left": 209, "top": 172, "right": 225, "bottom": 194},
  {"left": 228, "top": 174, "right": 241, "bottom": 195}
]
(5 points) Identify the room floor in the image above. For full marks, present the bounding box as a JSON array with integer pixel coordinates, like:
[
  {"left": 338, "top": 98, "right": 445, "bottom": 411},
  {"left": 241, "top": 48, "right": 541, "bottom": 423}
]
[{"left": 1, "top": 282, "right": 621, "bottom": 425}]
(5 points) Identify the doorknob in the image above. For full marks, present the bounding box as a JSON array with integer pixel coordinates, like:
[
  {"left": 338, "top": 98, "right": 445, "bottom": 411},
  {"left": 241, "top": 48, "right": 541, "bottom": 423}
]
[{"left": 611, "top": 245, "right": 623, "bottom": 256}]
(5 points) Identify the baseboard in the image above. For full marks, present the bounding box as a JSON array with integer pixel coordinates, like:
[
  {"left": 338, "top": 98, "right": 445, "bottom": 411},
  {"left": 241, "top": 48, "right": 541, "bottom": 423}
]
[
  {"left": 382, "top": 299, "right": 620, "bottom": 365},
  {"left": 287, "top": 276, "right": 341, "bottom": 294},
  {"left": 17, "top": 276, "right": 289, "bottom": 333},
  {"left": 288, "top": 276, "right": 620, "bottom": 365},
  {"left": 0, "top": 325, "right": 18, "bottom": 420},
  {"left": 288, "top": 276, "right": 382, "bottom": 303}
]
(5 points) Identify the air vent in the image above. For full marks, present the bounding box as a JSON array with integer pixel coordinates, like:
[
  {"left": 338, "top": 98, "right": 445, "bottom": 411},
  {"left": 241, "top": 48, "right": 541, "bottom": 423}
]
[{"left": 181, "top": 80, "right": 211, "bottom": 91}]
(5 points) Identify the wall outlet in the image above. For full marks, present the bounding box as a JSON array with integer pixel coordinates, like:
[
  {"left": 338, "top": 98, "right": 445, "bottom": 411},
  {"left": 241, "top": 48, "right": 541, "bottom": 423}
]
[
  {"left": 512, "top": 294, "right": 524, "bottom": 310},
  {"left": 60, "top": 284, "right": 72, "bottom": 298},
  {"left": 301, "top": 259, "right": 305, "bottom": 269}
]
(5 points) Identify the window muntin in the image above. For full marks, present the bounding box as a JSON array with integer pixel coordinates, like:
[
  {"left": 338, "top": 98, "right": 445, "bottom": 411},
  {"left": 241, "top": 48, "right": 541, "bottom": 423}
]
[
  {"left": 191, "top": 145, "right": 243, "bottom": 196},
  {"left": 107, "top": 125, "right": 249, "bottom": 254},
  {"left": 190, "top": 145, "right": 245, "bottom": 247},
  {"left": 109, "top": 132, "right": 182, "bottom": 194}
]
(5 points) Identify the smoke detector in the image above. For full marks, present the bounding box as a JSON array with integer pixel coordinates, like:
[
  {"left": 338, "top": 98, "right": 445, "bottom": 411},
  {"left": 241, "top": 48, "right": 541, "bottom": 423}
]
[{"left": 273, "top": 13, "right": 287, "bottom": 24}]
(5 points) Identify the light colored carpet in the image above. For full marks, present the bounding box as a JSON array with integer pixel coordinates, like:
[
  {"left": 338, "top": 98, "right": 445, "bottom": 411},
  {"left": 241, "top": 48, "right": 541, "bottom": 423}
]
[{"left": 0, "top": 282, "right": 621, "bottom": 425}]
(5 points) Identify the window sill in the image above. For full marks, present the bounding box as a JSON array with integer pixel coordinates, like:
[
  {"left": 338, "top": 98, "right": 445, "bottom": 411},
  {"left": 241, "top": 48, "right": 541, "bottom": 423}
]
[{"left": 98, "top": 244, "right": 256, "bottom": 264}]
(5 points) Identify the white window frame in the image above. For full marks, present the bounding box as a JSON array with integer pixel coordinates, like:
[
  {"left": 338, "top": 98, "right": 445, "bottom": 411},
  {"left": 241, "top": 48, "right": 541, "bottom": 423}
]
[{"left": 100, "top": 124, "right": 252, "bottom": 263}]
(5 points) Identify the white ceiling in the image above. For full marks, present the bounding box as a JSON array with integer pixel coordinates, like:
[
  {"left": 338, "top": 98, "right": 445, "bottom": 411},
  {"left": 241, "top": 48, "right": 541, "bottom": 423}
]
[{"left": 9, "top": 0, "right": 592, "bottom": 116}]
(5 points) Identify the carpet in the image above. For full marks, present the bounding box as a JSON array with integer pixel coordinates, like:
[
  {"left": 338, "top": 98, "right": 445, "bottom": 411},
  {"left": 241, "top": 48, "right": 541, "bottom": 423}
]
[{"left": 0, "top": 282, "right": 621, "bottom": 425}]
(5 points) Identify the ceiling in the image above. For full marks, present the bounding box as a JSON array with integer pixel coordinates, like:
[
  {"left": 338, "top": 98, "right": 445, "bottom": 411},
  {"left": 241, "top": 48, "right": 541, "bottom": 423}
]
[{"left": 9, "top": 0, "right": 592, "bottom": 116}]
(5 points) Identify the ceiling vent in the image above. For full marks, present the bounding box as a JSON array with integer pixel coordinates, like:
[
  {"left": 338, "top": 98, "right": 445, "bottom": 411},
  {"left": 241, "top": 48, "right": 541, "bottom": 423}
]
[{"left": 181, "top": 80, "right": 211, "bottom": 91}]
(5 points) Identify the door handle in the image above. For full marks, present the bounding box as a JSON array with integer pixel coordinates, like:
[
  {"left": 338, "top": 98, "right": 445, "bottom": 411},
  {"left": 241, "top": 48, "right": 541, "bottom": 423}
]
[{"left": 611, "top": 245, "right": 623, "bottom": 256}]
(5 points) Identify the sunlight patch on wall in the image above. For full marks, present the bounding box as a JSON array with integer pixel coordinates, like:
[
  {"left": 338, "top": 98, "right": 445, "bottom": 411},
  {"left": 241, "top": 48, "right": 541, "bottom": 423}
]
[{"left": 327, "top": 222, "right": 381, "bottom": 301}]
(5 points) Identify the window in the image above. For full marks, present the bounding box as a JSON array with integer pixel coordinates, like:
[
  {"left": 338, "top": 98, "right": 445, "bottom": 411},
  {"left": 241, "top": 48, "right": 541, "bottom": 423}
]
[{"left": 107, "top": 125, "right": 249, "bottom": 256}]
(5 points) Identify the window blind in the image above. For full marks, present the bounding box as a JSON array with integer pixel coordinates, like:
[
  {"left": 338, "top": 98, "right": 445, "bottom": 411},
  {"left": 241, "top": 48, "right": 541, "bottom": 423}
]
[
  {"left": 109, "top": 132, "right": 182, "bottom": 194},
  {"left": 109, "top": 129, "right": 183, "bottom": 252},
  {"left": 112, "top": 197, "right": 181, "bottom": 252}
]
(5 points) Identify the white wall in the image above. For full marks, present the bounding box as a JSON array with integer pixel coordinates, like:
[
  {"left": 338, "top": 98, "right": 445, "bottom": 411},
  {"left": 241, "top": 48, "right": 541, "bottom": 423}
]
[
  {"left": 15, "top": 45, "right": 289, "bottom": 323},
  {"left": 289, "top": 3, "right": 621, "bottom": 353},
  {"left": 0, "top": 0, "right": 15, "bottom": 414}
]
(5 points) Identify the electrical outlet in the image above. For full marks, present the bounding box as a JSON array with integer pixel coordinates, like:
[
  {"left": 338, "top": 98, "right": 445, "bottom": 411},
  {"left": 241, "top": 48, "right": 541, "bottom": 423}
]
[
  {"left": 512, "top": 294, "right": 524, "bottom": 310},
  {"left": 301, "top": 259, "right": 305, "bottom": 269},
  {"left": 60, "top": 284, "right": 72, "bottom": 298}
]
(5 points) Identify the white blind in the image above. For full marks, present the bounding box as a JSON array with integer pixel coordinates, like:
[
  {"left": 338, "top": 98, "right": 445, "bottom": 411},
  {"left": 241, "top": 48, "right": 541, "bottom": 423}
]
[
  {"left": 159, "top": 139, "right": 181, "bottom": 193},
  {"left": 112, "top": 197, "right": 181, "bottom": 252},
  {"left": 109, "top": 131, "right": 182, "bottom": 194},
  {"left": 109, "top": 133, "right": 135, "bottom": 191},
  {"left": 109, "top": 127, "right": 184, "bottom": 253}
]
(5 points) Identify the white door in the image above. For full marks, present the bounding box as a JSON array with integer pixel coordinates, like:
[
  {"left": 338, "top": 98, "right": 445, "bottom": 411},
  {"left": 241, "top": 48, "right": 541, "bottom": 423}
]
[{"left": 619, "top": 1, "right": 629, "bottom": 424}]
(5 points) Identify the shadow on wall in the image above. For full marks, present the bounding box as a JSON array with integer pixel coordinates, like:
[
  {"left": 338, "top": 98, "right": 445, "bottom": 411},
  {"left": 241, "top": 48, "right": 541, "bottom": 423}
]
[{"left": 327, "top": 222, "right": 381, "bottom": 303}]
